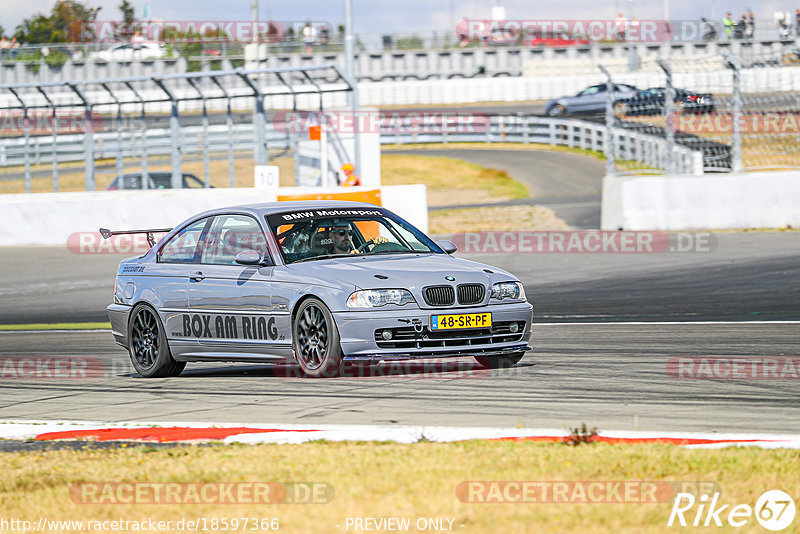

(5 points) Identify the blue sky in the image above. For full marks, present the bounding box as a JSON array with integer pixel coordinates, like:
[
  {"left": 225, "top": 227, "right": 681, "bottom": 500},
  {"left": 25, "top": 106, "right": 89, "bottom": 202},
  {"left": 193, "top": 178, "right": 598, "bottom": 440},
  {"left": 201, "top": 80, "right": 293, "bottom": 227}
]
[{"left": 3, "top": 0, "right": 792, "bottom": 36}]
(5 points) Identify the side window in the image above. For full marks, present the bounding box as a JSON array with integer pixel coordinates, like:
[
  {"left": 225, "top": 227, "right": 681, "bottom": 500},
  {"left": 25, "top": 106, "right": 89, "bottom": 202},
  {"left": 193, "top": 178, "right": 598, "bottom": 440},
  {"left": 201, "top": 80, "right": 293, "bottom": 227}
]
[
  {"left": 158, "top": 217, "right": 210, "bottom": 263},
  {"left": 200, "top": 214, "right": 268, "bottom": 266}
]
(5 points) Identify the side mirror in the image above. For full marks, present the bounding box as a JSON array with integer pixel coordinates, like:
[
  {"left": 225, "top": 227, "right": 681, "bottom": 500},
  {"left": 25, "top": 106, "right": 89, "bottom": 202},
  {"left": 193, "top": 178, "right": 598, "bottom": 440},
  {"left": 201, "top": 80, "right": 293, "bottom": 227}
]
[
  {"left": 437, "top": 240, "right": 458, "bottom": 255},
  {"left": 234, "top": 250, "right": 271, "bottom": 266}
]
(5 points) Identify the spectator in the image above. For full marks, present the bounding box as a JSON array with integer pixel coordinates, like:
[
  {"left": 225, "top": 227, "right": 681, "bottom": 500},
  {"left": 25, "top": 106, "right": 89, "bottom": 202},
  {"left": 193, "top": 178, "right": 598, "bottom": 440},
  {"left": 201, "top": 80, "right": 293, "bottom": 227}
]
[
  {"left": 456, "top": 18, "right": 471, "bottom": 47},
  {"left": 777, "top": 16, "right": 790, "bottom": 38},
  {"left": 9, "top": 37, "right": 20, "bottom": 59},
  {"left": 746, "top": 10, "right": 755, "bottom": 39},
  {"left": 723, "top": 12, "right": 734, "bottom": 39},
  {"left": 319, "top": 25, "right": 328, "bottom": 50},
  {"left": 701, "top": 17, "right": 717, "bottom": 41},
  {"left": 339, "top": 163, "right": 360, "bottom": 186},
  {"left": 302, "top": 22, "right": 315, "bottom": 55},
  {"left": 0, "top": 37, "right": 9, "bottom": 60},
  {"left": 614, "top": 12, "right": 627, "bottom": 41},
  {"left": 734, "top": 13, "right": 747, "bottom": 39}
]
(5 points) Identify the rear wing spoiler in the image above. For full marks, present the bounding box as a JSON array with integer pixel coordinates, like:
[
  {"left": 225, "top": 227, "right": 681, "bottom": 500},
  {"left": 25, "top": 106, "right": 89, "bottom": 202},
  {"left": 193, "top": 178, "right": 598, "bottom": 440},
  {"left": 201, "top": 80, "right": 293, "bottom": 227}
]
[{"left": 99, "top": 227, "right": 173, "bottom": 248}]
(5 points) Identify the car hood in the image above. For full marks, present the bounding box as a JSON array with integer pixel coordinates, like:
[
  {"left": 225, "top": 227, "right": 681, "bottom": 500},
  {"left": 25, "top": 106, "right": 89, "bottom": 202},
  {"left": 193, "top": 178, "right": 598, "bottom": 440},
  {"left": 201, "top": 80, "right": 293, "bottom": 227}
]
[{"left": 280, "top": 253, "right": 520, "bottom": 308}]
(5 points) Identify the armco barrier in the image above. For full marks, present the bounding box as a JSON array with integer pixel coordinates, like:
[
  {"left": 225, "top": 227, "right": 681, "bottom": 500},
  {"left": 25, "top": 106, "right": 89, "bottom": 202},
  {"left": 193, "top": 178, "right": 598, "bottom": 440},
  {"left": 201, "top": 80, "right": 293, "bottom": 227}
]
[
  {"left": 0, "top": 184, "right": 427, "bottom": 247},
  {"left": 0, "top": 115, "right": 703, "bottom": 176},
  {"left": 601, "top": 170, "right": 800, "bottom": 230}
]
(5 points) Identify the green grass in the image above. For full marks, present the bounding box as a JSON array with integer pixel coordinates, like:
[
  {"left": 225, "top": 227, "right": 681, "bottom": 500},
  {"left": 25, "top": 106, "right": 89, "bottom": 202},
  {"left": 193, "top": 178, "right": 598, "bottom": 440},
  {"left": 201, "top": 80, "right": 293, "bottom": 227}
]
[
  {"left": 0, "top": 322, "right": 111, "bottom": 331},
  {"left": 0, "top": 441, "right": 797, "bottom": 533},
  {"left": 381, "top": 153, "right": 529, "bottom": 200},
  {"left": 383, "top": 141, "right": 608, "bottom": 161}
]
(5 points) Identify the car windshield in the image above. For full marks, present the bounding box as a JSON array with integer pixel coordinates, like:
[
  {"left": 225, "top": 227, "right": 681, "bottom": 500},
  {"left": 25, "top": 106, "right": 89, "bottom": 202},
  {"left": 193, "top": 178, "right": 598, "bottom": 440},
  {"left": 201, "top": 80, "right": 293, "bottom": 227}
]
[{"left": 266, "top": 208, "right": 439, "bottom": 264}]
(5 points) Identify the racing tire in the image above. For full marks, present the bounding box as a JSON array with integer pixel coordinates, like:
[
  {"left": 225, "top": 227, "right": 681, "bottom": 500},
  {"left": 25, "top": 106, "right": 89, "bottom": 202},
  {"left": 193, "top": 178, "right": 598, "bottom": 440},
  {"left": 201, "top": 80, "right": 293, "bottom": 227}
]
[
  {"left": 474, "top": 352, "right": 525, "bottom": 369},
  {"left": 547, "top": 104, "right": 566, "bottom": 117},
  {"left": 293, "top": 298, "right": 344, "bottom": 378},
  {"left": 128, "top": 303, "right": 186, "bottom": 378}
]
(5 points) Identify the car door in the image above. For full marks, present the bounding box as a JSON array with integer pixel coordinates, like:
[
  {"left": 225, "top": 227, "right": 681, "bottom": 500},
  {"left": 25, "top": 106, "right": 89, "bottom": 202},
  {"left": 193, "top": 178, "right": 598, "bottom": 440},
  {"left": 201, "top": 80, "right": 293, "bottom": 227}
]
[
  {"left": 111, "top": 44, "right": 132, "bottom": 61},
  {"left": 186, "top": 213, "right": 291, "bottom": 361},
  {"left": 153, "top": 216, "right": 213, "bottom": 356},
  {"left": 572, "top": 85, "right": 605, "bottom": 112}
]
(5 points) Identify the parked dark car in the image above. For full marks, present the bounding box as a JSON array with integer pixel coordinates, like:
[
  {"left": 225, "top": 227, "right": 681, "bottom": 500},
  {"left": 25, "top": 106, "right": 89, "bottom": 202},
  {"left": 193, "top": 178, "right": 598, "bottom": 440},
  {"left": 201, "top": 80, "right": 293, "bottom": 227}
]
[
  {"left": 106, "top": 172, "right": 208, "bottom": 190},
  {"left": 612, "top": 87, "right": 715, "bottom": 117},
  {"left": 545, "top": 83, "right": 639, "bottom": 116}
]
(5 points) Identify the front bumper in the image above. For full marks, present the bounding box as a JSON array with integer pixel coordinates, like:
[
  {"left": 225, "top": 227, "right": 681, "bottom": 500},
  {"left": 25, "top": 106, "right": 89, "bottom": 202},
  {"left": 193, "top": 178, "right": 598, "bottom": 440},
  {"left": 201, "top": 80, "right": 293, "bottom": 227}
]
[
  {"left": 107, "top": 303, "right": 132, "bottom": 348},
  {"left": 333, "top": 302, "right": 533, "bottom": 362}
]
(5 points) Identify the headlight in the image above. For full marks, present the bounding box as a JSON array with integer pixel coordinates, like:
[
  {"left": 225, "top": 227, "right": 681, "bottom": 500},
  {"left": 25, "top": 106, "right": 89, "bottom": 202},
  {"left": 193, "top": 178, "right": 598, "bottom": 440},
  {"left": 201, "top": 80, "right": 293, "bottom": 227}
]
[
  {"left": 347, "top": 289, "right": 417, "bottom": 308},
  {"left": 490, "top": 282, "right": 525, "bottom": 301}
]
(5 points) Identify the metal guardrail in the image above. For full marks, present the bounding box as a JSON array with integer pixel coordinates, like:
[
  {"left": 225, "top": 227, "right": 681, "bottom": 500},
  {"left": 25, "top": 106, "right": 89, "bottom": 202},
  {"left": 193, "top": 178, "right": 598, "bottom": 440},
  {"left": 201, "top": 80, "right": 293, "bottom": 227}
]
[
  {"left": 0, "top": 114, "right": 703, "bottom": 181},
  {"left": 381, "top": 115, "right": 703, "bottom": 175},
  {"left": 0, "top": 64, "right": 352, "bottom": 192}
]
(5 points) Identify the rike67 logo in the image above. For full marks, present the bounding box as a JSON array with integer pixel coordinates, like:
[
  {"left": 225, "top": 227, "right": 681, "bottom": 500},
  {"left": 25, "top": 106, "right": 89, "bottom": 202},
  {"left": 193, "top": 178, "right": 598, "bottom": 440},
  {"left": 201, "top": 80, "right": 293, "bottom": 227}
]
[{"left": 669, "top": 490, "right": 795, "bottom": 531}]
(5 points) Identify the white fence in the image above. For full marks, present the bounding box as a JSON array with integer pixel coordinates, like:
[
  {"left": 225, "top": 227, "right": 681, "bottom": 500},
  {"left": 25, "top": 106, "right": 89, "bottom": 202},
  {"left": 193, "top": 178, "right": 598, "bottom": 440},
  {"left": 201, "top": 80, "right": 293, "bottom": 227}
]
[
  {"left": 1, "top": 37, "right": 796, "bottom": 85},
  {"left": 3, "top": 64, "right": 800, "bottom": 115},
  {"left": 0, "top": 184, "right": 428, "bottom": 246},
  {"left": 602, "top": 170, "right": 800, "bottom": 230}
]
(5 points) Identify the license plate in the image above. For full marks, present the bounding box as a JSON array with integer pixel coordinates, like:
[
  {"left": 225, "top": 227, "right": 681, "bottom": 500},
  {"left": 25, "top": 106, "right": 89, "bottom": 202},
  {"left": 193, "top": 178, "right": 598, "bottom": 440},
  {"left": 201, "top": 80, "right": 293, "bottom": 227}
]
[{"left": 430, "top": 312, "right": 492, "bottom": 330}]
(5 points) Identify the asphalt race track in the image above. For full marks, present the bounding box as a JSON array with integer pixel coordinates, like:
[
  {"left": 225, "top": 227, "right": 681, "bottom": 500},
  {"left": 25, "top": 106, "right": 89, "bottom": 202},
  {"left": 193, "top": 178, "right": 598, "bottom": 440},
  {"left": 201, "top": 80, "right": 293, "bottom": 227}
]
[
  {"left": 0, "top": 322, "right": 798, "bottom": 433},
  {"left": 1, "top": 233, "right": 799, "bottom": 434},
  {"left": 392, "top": 147, "right": 604, "bottom": 229}
]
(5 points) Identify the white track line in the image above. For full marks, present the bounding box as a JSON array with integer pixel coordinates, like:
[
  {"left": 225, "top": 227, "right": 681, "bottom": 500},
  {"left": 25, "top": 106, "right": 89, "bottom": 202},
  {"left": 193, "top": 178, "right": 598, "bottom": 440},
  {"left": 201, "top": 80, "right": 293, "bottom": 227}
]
[{"left": 0, "top": 329, "right": 112, "bottom": 334}]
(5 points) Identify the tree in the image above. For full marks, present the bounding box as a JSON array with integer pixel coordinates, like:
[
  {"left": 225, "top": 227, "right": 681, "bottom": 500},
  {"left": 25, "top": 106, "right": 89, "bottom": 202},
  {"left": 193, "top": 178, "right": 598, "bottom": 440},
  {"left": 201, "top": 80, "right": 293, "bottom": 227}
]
[
  {"left": 115, "top": 0, "right": 137, "bottom": 41},
  {"left": 14, "top": 1, "right": 100, "bottom": 44},
  {"left": 119, "top": 0, "right": 135, "bottom": 25}
]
